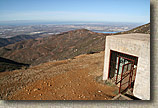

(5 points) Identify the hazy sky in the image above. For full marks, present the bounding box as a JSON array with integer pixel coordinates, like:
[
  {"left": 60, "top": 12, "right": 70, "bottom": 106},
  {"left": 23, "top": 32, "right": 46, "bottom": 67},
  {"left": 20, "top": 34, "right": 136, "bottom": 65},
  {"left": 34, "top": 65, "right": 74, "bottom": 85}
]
[{"left": 0, "top": 0, "right": 150, "bottom": 23}]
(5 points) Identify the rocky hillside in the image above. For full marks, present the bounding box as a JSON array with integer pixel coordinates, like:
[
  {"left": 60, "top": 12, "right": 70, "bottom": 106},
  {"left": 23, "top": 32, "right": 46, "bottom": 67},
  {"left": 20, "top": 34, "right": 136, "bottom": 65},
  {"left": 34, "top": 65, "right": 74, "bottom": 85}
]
[
  {"left": 0, "top": 29, "right": 108, "bottom": 65},
  {"left": 0, "top": 51, "right": 118, "bottom": 100}
]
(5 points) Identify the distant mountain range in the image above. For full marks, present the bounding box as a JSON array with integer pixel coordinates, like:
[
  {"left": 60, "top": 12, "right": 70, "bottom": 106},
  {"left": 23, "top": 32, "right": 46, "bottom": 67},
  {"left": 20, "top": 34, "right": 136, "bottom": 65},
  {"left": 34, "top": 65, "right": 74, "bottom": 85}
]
[
  {"left": 0, "top": 29, "right": 108, "bottom": 66},
  {"left": 0, "top": 23, "right": 150, "bottom": 72},
  {"left": 0, "top": 34, "right": 41, "bottom": 47}
]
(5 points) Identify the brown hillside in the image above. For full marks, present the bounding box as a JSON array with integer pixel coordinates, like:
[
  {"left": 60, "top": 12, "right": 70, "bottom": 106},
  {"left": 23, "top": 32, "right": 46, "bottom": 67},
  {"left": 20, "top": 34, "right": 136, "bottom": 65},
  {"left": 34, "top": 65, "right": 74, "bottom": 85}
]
[
  {"left": 0, "top": 34, "right": 41, "bottom": 47},
  {"left": 0, "top": 23, "right": 150, "bottom": 68},
  {"left": 118, "top": 23, "right": 150, "bottom": 34},
  {"left": 0, "top": 51, "right": 118, "bottom": 100},
  {"left": 0, "top": 23, "right": 150, "bottom": 100},
  {"left": 0, "top": 29, "right": 108, "bottom": 65}
]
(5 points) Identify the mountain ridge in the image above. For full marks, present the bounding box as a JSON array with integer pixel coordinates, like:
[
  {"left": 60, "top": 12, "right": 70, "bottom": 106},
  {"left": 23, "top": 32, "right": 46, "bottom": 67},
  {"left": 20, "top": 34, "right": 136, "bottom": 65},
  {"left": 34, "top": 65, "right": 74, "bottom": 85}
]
[
  {"left": 0, "top": 34, "right": 41, "bottom": 47},
  {"left": 118, "top": 23, "right": 150, "bottom": 34},
  {"left": 0, "top": 23, "right": 150, "bottom": 70},
  {"left": 0, "top": 29, "right": 108, "bottom": 65}
]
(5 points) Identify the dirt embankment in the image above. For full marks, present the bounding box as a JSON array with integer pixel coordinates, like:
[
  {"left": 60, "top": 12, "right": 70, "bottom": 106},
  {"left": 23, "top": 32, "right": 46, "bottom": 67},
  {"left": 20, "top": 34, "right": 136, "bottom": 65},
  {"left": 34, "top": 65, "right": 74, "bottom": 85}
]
[{"left": 0, "top": 51, "right": 118, "bottom": 100}]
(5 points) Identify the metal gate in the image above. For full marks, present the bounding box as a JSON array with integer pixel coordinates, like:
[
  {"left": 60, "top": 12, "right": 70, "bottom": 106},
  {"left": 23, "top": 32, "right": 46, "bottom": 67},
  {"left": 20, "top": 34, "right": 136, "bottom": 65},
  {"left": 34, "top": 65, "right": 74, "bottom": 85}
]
[{"left": 115, "top": 56, "right": 134, "bottom": 93}]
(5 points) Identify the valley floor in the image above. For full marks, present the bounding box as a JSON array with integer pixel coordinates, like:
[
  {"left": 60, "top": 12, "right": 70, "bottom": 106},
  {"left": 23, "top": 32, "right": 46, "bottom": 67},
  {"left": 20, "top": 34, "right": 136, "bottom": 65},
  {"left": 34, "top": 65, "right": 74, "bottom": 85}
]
[{"left": 0, "top": 51, "right": 118, "bottom": 100}]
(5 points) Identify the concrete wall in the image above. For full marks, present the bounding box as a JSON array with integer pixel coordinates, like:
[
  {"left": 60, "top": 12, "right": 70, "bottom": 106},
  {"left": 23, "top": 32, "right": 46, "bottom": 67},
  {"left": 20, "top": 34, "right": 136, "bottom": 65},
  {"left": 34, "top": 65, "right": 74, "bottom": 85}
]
[{"left": 103, "top": 33, "right": 150, "bottom": 100}]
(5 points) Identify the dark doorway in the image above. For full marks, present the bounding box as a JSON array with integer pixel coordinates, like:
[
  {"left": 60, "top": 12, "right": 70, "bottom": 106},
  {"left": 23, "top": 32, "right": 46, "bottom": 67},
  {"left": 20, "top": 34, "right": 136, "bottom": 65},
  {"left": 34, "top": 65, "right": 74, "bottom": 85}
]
[{"left": 108, "top": 50, "right": 138, "bottom": 93}]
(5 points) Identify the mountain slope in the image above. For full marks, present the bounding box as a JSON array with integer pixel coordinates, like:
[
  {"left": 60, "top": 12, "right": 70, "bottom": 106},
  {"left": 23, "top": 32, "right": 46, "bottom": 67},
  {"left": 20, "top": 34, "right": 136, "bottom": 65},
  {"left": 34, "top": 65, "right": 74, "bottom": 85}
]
[
  {"left": 118, "top": 23, "right": 150, "bottom": 34},
  {"left": 0, "top": 34, "right": 41, "bottom": 47},
  {"left": 0, "top": 51, "right": 118, "bottom": 100},
  {"left": 0, "top": 57, "right": 29, "bottom": 72},
  {"left": 0, "top": 23, "right": 150, "bottom": 66},
  {"left": 0, "top": 29, "right": 108, "bottom": 65}
]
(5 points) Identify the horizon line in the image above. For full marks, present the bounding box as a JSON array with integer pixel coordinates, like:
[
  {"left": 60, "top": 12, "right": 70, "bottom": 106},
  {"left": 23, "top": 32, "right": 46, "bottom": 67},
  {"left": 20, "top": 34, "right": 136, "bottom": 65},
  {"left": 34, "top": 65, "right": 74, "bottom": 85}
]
[{"left": 0, "top": 20, "right": 149, "bottom": 24}]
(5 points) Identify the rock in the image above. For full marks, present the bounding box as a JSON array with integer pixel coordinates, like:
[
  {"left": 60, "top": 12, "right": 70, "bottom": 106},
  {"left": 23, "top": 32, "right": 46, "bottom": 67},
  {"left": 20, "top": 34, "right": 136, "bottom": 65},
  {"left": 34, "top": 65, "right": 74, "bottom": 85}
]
[
  {"left": 72, "top": 90, "right": 76, "bottom": 95},
  {"left": 72, "top": 92, "right": 76, "bottom": 95},
  {"left": 83, "top": 96, "right": 86, "bottom": 98},
  {"left": 98, "top": 90, "right": 102, "bottom": 93},
  {"left": 33, "top": 88, "right": 40, "bottom": 91},
  {"left": 33, "top": 89, "right": 38, "bottom": 91},
  {"left": 93, "top": 94, "right": 97, "bottom": 97},
  {"left": 47, "top": 82, "right": 52, "bottom": 86},
  {"left": 52, "top": 92, "right": 56, "bottom": 95},
  {"left": 64, "top": 84, "right": 67, "bottom": 87},
  {"left": 39, "top": 94, "right": 42, "bottom": 96},
  {"left": 5, "top": 93, "right": 8, "bottom": 96}
]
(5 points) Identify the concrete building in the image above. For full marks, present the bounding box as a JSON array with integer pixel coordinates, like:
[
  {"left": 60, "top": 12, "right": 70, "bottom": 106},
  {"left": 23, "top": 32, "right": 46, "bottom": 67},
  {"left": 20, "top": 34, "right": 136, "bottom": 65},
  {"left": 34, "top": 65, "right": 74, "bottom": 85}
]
[{"left": 103, "top": 33, "right": 150, "bottom": 100}]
